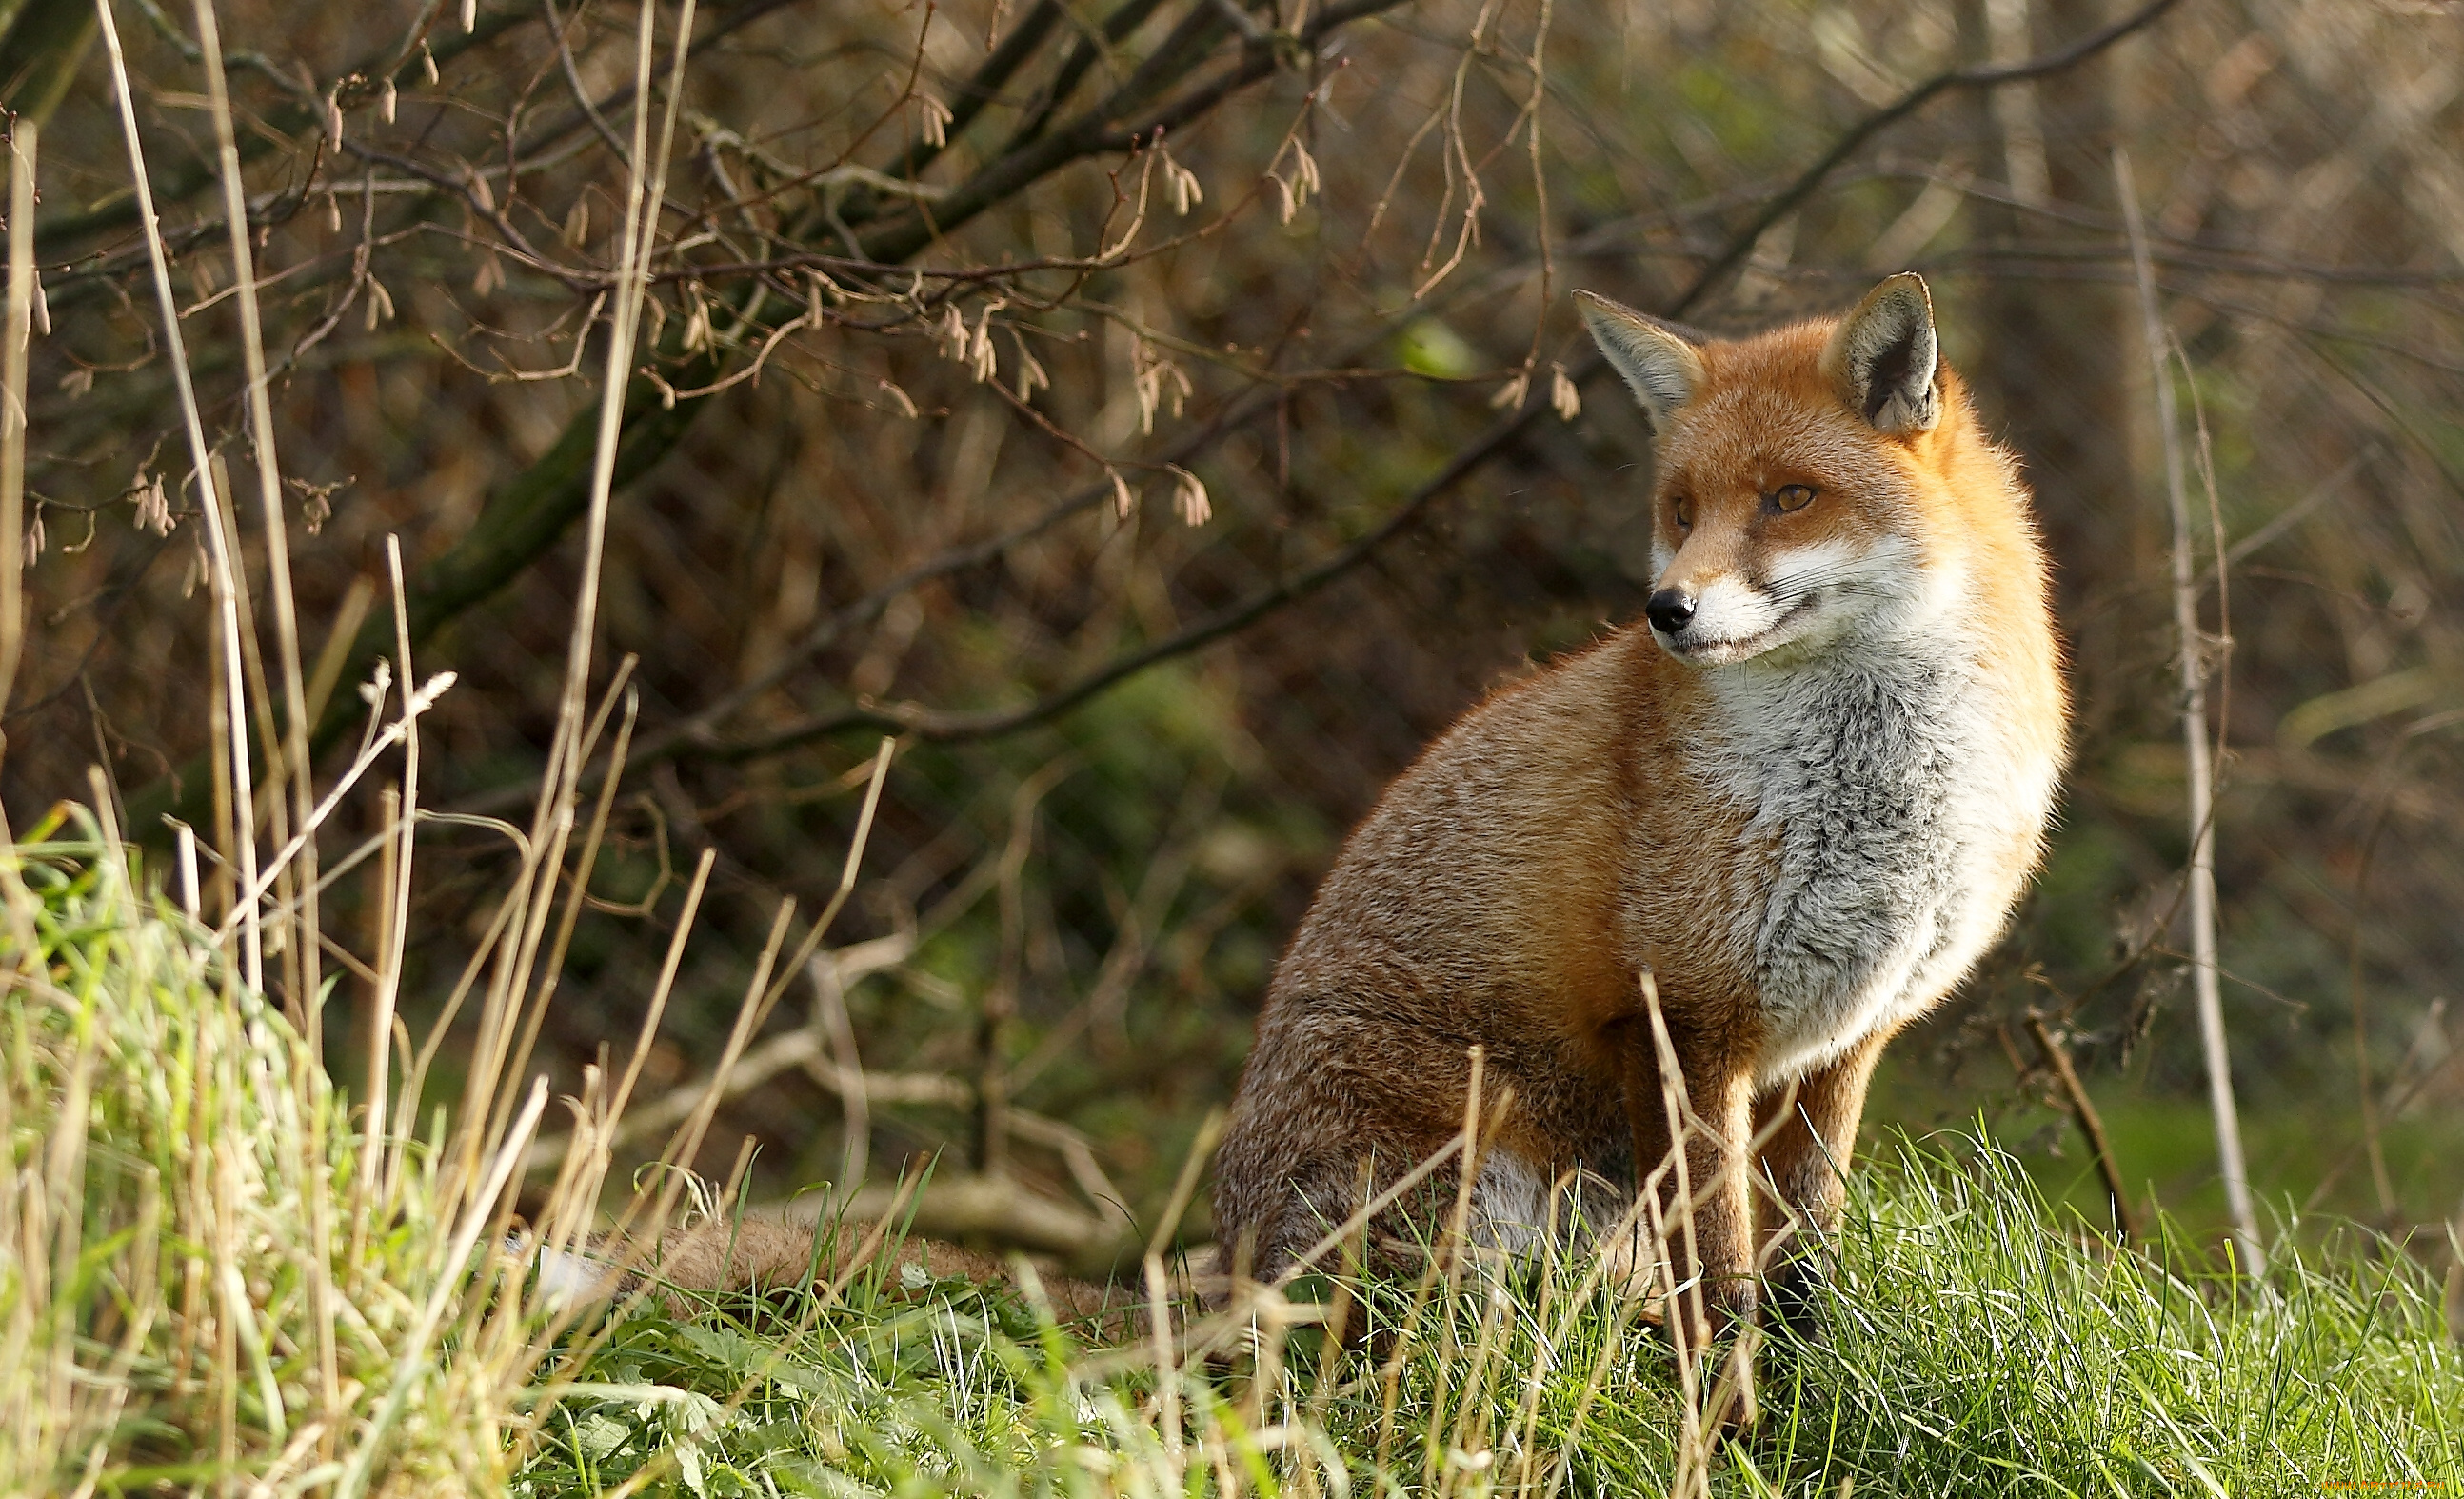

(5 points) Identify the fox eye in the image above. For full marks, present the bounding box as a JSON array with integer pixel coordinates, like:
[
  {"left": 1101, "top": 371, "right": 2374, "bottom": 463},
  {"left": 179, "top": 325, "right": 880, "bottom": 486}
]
[
  {"left": 1771, "top": 483, "right": 1817, "bottom": 513},
  {"left": 1670, "top": 496, "right": 1693, "bottom": 533}
]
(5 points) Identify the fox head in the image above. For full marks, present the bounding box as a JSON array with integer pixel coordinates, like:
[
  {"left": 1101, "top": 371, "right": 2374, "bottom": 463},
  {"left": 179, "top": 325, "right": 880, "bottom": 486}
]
[{"left": 1576, "top": 273, "right": 2005, "bottom": 668}]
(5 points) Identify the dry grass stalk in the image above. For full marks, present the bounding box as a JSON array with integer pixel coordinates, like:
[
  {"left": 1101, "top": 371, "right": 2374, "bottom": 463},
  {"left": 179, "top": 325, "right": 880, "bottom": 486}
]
[
  {"left": 1639, "top": 973, "right": 1721, "bottom": 1492},
  {"left": 194, "top": 1, "right": 336, "bottom": 1386},
  {"left": 446, "top": 0, "right": 692, "bottom": 1231},
  {"left": 193, "top": 0, "right": 321, "bottom": 1052},
  {"left": 0, "top": 121, "right": 30, "bottom": 728},
  {"left": 93, "top": 0, "right": 265, "bottom": 991},
  {"left": 356, "top": 539, "right": 419, "bottom": 1227}
]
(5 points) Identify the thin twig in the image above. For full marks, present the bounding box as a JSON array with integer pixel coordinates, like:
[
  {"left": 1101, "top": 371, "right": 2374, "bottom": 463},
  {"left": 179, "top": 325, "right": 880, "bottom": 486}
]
[
  {"left": 541, "top": 0, "right": 631, "bottom": 160},
  {"left": 2117, "top": 146, "right": 2262, "bottom": 1277},
  {"left": 2024, "top": 1011, "right": 2139, "bottom": 1242}
]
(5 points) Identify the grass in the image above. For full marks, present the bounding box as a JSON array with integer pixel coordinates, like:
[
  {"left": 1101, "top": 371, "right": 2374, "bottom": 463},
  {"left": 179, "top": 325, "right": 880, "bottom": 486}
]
[
  {"left": 511, "top": 1155, "right": 2462, "bottom": 1498},
  {"left": 7, "top": 823, "right": 2458, "bottom": 1497},
  {"left": 0, "top": 809, "right": 552, "bottom": 1495},
  {"left": 1871, "top": 1048, "right": 2464, "bottom": 1250}
]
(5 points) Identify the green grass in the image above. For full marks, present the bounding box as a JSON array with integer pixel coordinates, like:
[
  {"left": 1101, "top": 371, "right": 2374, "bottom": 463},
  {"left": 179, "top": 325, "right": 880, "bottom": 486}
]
[
  {"left": 1871, "top": 1049, "right": 2464, "bottom": 1250},
  {"left": 0, "top": 816, "right": 623, "bottom": 1495},
  {"left": 9, "top": 828, "right": 2461, "bottom": 1497},
  {"left": 511, "top": 1145, "right": 2462, "bottom": 1498}
]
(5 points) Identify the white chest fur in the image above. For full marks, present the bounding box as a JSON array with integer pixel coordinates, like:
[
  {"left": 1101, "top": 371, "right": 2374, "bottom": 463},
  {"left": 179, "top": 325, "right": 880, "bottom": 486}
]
[{"left": 1699, "top": 629, "right": 2053, "bottom": 1086}]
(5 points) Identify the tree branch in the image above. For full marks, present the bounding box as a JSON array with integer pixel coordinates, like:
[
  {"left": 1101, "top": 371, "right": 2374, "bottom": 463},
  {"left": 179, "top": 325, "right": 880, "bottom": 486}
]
[
  {"left": 1664, "top": 0, "right": 2184, "bottom": 318},
  {"left": 705, "top": 385, "right": 1533, "bottom": 760},
  {"left": 121, "top": 0, "right": 1379, "bottom": 836},
  {"left": 650, "top": 0, "right": 2193, "bottom": 765},
  {"left": 449, "top": 227, "right": 1670, "bottom": 814}
]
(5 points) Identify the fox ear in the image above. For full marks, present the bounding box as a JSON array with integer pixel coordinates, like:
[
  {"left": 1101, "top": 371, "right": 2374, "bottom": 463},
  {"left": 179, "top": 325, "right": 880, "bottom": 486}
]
[
  {"left": 1824, "top": 272, "right": 1940, "bottom": 434},
  {"left": 1576, "top": 290, "right": 1704, "bottom": 428}
]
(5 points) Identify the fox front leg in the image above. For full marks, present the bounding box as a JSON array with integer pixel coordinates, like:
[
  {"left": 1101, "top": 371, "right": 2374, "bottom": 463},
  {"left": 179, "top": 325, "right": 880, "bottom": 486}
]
[
  {"left": 1754, "top": 1029, "right": 1889, "bottom": 1339},
  {"left": 1621, "top": 1041, "right": 1759, "bottom": 1355},
  {"left": 1676, "top": 1065, "right": 1759, "bottom": 1350},
  {"left": 1618, "top": 1044, "right": 1761, "bottom": 1438}
]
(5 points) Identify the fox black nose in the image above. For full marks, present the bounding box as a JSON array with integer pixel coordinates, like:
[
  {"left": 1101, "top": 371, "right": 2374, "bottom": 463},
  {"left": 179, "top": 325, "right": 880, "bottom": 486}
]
[{"left": 1646, "top": 588, "right": 1697, "bottom": 634}]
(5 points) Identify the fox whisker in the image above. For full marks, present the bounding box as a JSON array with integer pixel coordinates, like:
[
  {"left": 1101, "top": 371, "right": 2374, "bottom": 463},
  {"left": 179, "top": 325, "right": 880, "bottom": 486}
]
[{"left": 1762, "top": 567, "right": 1880, "bottom": 605}]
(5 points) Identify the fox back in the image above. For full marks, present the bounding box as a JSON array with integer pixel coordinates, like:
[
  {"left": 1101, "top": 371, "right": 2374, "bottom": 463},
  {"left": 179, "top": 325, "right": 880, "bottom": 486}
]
[{"left": 1212, "top": 276, "right": 2065, "bottom": 1325}]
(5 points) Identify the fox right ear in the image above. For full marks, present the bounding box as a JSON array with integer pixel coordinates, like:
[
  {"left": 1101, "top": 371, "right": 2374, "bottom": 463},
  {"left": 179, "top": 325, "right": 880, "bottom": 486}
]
[
  {"left": 1825, "top": 272, "right": 1941, "bottom": 435},
  {"left": 1577, "top": 290, "right": 1704, "bottom": 428}
]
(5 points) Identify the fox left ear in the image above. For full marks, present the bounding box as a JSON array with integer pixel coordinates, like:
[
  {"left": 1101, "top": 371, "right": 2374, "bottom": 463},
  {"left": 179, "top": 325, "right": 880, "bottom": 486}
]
[
  {"left": 1576, "top": 290, "right": 1705, "bottom": 430},
  {"left": 1824, "top": 272, "right": 1940, "bottom": 435}
]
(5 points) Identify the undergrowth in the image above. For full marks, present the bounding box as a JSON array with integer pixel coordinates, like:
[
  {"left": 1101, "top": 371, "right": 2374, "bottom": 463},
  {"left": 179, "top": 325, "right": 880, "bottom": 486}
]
[
  {"left": 1, "top": 813, "right": 538, "bottom": 1496},
  {"left": 518, "top": 1153, "right": 2464, "bottom": 1498},
  {"left": 6, "top": 828, "right": 2460, "bottom": 1497}
]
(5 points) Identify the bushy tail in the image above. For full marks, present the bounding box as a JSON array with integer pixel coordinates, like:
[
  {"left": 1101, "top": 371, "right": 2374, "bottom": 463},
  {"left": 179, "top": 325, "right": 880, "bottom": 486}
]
[{"left": 526, "top": 1214, "right": 1207, "bottom": 1343}]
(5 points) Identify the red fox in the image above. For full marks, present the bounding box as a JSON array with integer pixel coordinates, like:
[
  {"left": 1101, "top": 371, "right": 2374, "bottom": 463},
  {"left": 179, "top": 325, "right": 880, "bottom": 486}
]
[{"left": 1210, "top": 274, "right": 2067, "bottom": 1350}]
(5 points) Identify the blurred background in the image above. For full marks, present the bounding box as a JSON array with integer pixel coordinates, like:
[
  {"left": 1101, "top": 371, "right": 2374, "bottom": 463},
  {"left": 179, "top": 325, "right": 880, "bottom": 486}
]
[{"left": 9, "top": 0, "right": 2462, "bottom": 1271}]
